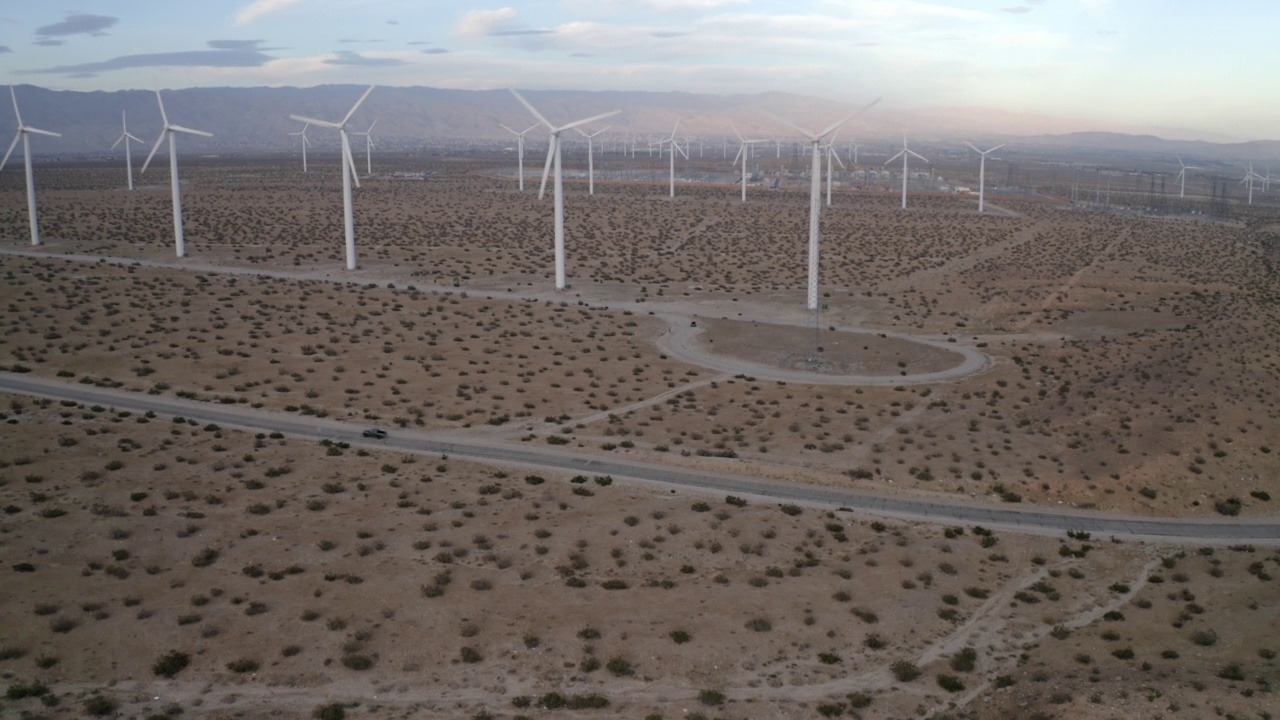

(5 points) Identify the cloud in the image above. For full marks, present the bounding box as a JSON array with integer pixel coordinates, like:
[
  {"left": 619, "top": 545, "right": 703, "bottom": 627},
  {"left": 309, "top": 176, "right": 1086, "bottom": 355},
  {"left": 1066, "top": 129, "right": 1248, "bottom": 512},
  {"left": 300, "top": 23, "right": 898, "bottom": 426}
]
[
  {"left": 36, "top": 13, "right": 117, "bottom": 39},
  {"left": 386, "top": 20, "right": 399, "bottom": 26},
  {"left": 1002, "top": 6, "right": 1031, "bottom": 13},
  {"left": 421, "top": 48, "right": 449, "bottom": 54},
  {"left": 34, "top": 40, "right": 65, "bottom": 47},
  {"left": 338, "top": 38, "right": 385, "bottom": 43},
  {"left": 454, "top": 7, "right": 522, "bottom": 37},
  {"left": 28, "top": 40, "right": 277, "bottom": 77},
  {"left": 236, "top": 0, "right": 302, "bottom": 25},
  {"left": 651, "top": 31, "right": 688, "bottom": 38},
  {"left": 322, "top": 50, "right": 406, "bottom": 67},
  {"left": 0, "top": 45, "right": 11, "bottom": 54}
]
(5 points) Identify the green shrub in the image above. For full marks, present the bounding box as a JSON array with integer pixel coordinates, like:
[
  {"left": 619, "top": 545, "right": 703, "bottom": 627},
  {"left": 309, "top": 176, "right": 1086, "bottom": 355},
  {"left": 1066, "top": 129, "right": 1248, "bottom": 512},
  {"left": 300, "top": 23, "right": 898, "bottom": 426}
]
[
  {"left": 606, "top": 656, "right": 633, "bottom": 676},
  {"left": 936, "top": 674, "right": 965, "bottom": 692},
  {"left": 83, "top": 695, "right": 118, "bottom": 716},
  {"left": 950, "top": 647, "right": 977, "bottom": 672},
  {"left": 698, "top": 689, "right": 725, "bottom": 706},
  {"left": 891, "top": 660, "right": 921, "bottom": 682},
  {"left": 313, "top": 702, "right": 346, "bottom": 720},
  {"left": 153, "top": 650, "right": 191, "bottom": 678}
]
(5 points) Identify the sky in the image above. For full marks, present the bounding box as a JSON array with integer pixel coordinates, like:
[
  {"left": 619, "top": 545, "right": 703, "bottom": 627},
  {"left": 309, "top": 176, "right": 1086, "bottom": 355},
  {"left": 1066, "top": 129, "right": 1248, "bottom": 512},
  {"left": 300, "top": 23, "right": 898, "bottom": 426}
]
[{"left": 0, "top": 1, "right": 1276, "bottom": 140}]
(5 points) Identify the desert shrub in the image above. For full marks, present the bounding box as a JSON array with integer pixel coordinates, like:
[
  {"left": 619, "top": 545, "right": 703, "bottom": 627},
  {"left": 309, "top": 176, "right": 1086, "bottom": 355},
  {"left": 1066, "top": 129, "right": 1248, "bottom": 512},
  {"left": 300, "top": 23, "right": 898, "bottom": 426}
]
[
  {"left": 600, "top": 579, "right": 628, "bottom": 590},
  {"left": 936, "top": 674, "right": 965, "bottom": 692},
  {"left": 83, "top": 695, "right": 118, "bottom": 716},
  {"left": 1217, "top": 663, "right": 1245, "bottom": 681},
  {"left": 780, "top": 504, "right": 802, "bottom": 516},
  {"left": 1191, "top": 630, "right": 1218, "bottom": 646},
  {"left": 153, "top": 650, "right": 191, "bottom": 678},
  {"left": 670, "top": 630, "right": 691, "bottom": 644},
  {"left": 863, "top": 634, "right": 886, "bottom": 650},
  {"left": 49, "top": 617, "right": 78, "bottom": 633},
  {"left": 818, "top": 652, "right": 842, "bottom": 664},
  {"left": 745, "top": 618, "right": 772, "bottom": 632},
  {"left": 950, "top": 647, "right": 977, "bottom": 672},
  {"left": 337, "top": 653, "right": 371, "bottom": 670},
  {"left": 606, "top": 656, "right": 633, "bottom": 676},
  {"left": 191, "top": 547, "right": 219, "bottom": 567},
  {"left": 698, "top": 689, "right": 725, "bottom": 706},
  {"left": 226, "top": 658, "right": 260, "bottom": 673},
  {"left": 460, "top": 647, "right": 482, "bottom": 663},
  {"left": 1111, "top": 648, "right": 1135, "bottom": 660},
  {"left": 567, "top": 694, "right": 610, "bottom": 709},
  {"left": 891, "top": 660, "right": 921, "bottom": 682},
  {"left": 725, "top": 495, "right": 747, "bottom": 507},
  {"left": 313, "top": 702, "right": 346, "bottom": 720},
  {"left": 6, "top": 679, "right": 49, "bottom": 699},
  {"left": 1214, "top": 498, "right": 1242, "bottom": 516}
]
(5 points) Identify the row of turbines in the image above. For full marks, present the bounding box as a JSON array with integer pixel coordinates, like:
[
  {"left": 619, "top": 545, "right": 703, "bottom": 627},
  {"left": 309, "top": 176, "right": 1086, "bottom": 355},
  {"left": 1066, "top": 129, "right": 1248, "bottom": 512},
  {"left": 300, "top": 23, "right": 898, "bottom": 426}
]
[{"left": 6, "top": 84, "right": 1272, "bottom": 310}]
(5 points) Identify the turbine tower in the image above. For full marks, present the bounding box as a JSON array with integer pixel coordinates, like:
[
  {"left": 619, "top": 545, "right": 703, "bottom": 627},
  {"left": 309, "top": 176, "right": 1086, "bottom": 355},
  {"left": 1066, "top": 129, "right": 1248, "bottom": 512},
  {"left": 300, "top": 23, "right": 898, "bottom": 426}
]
[
  {"left": 288, "top": 123, "right": 311, "bottom": 173},
  {"left": 965, "top": 142, "right": 1004, "bottom": 213},
  {"left": 1174, "top": 157, "right": 1199, "bottom": 199},
  {"left": 574, "top": 124, "right": 609, "bottom": 195},
  {"left": 353, "top": 120, "right": 376, "bottom": 176},
  {"left": 1, "top": 86, "right": 61, "bottom": 246},
  {"left": 141, "top": 90, "right": 212, "bottom": 258},
  {"left": 765, "top": 97, "right": 881, "bottom": 311},
  {"left": 289, "top": 85, "right": 374, "bottom": 270},
  {"left": 1242, "top": 164, "right": 1263, "bottom": 205},
  {"left": 509, "top": 89, "right": 619, "bottom": 291},
  {"left": 731, "top": 124, "right": 767, "bottom": 203},
  {"left": 499, "top": 122, "right": 538, "bottom": 191},
  {"left": 110, "top": 110, "right": 142, "bottom": 190},
  {"left": 885, "top": 136, "right": 927, "bottom": 210}
]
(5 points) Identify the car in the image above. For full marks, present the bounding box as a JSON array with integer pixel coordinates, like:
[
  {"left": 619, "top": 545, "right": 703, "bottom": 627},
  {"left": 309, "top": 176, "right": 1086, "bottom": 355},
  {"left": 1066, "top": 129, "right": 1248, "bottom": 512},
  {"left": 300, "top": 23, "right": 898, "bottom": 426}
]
[{"left": 362, "top": 428, "right": 388, "bottom": 439}]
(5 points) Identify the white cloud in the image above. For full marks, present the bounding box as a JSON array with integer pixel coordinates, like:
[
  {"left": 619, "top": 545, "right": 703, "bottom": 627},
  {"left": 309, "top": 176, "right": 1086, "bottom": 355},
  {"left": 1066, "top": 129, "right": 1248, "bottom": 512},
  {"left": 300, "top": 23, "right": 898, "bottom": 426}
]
[
  {"left": 454, "top": 7, "right": 521, "bottom": 38},
  {"left": 236, "top": 0, "right": 303, "bottom": 26}
]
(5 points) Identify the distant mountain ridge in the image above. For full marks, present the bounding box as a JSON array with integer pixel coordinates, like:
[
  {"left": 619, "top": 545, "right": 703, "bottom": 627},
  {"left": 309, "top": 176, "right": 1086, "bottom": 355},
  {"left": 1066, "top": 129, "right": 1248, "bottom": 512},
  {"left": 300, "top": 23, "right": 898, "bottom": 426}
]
[{"left": 4, "top": 84, "right": 1275, "bottom": 162}]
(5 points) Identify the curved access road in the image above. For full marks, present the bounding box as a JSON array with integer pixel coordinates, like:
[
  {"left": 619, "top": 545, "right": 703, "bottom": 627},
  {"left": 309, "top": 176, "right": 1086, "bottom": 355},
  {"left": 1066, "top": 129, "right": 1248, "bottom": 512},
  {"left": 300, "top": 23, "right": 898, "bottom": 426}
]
[{"left": 4, "top": 373, "right": 1278, "bottom": 545}]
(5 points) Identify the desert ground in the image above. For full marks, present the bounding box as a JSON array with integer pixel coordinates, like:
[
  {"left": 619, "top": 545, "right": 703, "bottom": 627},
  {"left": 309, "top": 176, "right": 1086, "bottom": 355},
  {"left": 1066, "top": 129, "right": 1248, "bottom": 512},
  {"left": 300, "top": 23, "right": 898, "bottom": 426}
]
[{"left": 1, "top": 152, "right": 1278, "bottom": 718}]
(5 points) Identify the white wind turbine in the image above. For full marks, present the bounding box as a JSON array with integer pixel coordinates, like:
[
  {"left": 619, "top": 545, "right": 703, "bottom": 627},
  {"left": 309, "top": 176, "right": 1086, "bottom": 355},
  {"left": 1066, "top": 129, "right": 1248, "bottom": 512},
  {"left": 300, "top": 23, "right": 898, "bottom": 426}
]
[
  {"left": 141, "top": 90, "right": 212, "bottom": 258},
  {"left": 1242, "top": 163, "right": 1263, "bottom": 205},
  {"left": 353, "top": 120, "right": 377, "bottom": 176},
  {"left": 509, "top": 89, "right": 619, "bottom": 291},
  {"left": 110, "top": 110, "right": 142, "bottom": 191},
  {"left": 289, "top": 85, "right": 374, "bottom": 270},
  {"left": 499, "top": 122, "right": 538, "bottom": 191},
  {"left": 965, "top": 142, "right": 1004, "bottom": 213},
  {"left": 764, "top": 97, "right": 881, "bottom": 311},
  {"left": 2, "top": 86, "right": 61, "bottom": 247},
  {"left": 574, "top": 124, "right": 609, "bottom": 195},
  {"left": 730, "top": 124, "right": 768, "bottom": 203},
  {"left": 649, "top": 120, "right": 687, "bottom": 198},
  {"left": 288, "top": 122, "right": 311, "bottom": 173},
  {"left": 1173, "top": 157, "right": 1199, "bottom": 199},
  {"left": 885, "top": 136, "right": 927, "bottom": 210}
]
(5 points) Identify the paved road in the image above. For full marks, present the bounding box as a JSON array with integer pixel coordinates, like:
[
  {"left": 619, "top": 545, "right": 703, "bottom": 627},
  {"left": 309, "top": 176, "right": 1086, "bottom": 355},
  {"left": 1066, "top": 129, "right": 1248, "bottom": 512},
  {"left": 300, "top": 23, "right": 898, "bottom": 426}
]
[{"left": 4, "top": 373, "right": 1278, "bottom": 545}]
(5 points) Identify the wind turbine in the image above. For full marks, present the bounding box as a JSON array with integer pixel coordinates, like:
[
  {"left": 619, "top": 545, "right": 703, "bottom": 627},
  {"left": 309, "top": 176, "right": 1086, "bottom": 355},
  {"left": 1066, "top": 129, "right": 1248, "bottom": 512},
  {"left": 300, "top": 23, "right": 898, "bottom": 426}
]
[
  {"left": 764, "top": 97, "right": 881, "bottom": 311},
  {"left": 885, "top": 136, "right": 927, "bottom": 210},
  {"left": 574, "top": 124, "right": 609, "bottom": 195},
  {"left": 353, "top": 120, "right": 377, "bottom": 177},
  {"left": 1, "top": 86, "right": 61, "bottom": 247},
  {"left": 141, "top": 90, "right": 212, "bottom": 258},
  {"left": 1173, "top": 157, "right": 1200, "bottom": 199},
  {"left": 965, "top": 142, "right": 1004, "bottom": 213},
  {"left": 649, "top": 120, "right": 687, "bottom": 198},
  {"left": 110, "top": 110, "right": 142, "bottom": 191},
  {"left": 288, "top": 123, "right": 311, "bottom": 173},
  {"left": 289, "top": 85, "right": 374, "bottom": 270},
  {"left": 1241, "top": 164, "right": 1263, "bottom": 205},
  {"left": 499, "top": 122, "right": 538, "bottom": 191},
  {"left": 509, "top": 89, "right": 619, "bottom": 291},
  {"left": 731, "top": 124, "right": 767, "bottom": 203}
]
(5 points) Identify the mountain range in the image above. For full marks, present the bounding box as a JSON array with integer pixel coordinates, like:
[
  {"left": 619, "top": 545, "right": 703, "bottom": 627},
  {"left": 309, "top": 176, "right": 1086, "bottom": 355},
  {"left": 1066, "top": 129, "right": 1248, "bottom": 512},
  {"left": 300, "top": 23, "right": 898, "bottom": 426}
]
[{"left": 5, "top": 84, "right": 1277, "bottom": 165}]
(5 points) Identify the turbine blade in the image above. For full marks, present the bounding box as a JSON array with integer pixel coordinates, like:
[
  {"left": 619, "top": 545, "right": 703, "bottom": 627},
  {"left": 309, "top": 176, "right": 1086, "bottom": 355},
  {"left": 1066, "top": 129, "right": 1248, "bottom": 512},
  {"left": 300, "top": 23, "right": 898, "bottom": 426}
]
[
  {"left": 761, "top": 110, "right": 812, "bottom": 139},
  {"left": 10, "top": 87, "right": 22, "bottom": 127},
  {"left": 816, "top": 97, "right": 880, "bottom": 140},
  {"left": 987, "top": 143, "right": 1006, "bottom": 153},
  {"left": 733, "top": 145, "right": 743, "bottom": 166},
  {"left": 907, "top": 149, "right": 928, "bottom": 162},
  {"left": 367, "top": 119, "right": 377, "bottom": 133},
  {"left": 538, "top": 136, "right": 556, "bottom": 200},
  {"left": 141, "top": 131, "right": 167, "bottom": 174},
  {"left": 0, "top": 132, "right": 20, "bottom": 171},
  {"left": 290, "top": 114, "right": 342, "bottom": 129},
  {"left": 499, "top": 123, "right": 518, "bottom": 136},
  {"left": 510, "top": 89, "right": 554, "bottom": 130},
  {"left": 884, "top": 150, "right": 905, "bottom": 165},
  {"left": 557, "top": 110, "right": 621, "bottom": 134},
  {"left": 169, "top": 126, "right": 212, "bottom": 138},
  {"left": 126, "top": 133, "right": 143, "bottom": 143},
  {"left": 343, "top": 131, "right": 361, "bottom": 189},
  {"left": 831, "top": 150, "right": 846, "bottom": 169},
  {"left": 523, "top": 123, "right": 539, "bottom": 135},
  {"left": 155, "top": 90, "right": 168, "bottom": 127},
  {"left": 341, "top": 85, "right": 376, "bottom": 127},
  {"left": 111, "top": 135, "right": 124, "bottom": 150},
  {"left": 964, "top": 141, "right": 981, "bottom": 153},
  {"left": 730, "top": 123, "right": 744, "bottom": 142},
  {"left": 24, "top": 127, "right": 61, "bottom": 138}
]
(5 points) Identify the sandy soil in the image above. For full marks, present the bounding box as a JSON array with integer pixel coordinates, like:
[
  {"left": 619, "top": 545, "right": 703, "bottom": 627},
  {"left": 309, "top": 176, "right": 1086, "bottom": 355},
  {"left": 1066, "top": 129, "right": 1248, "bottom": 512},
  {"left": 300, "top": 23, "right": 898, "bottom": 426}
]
[{"left": 1, "top": 154, "right": 1279, "bottom": 718}]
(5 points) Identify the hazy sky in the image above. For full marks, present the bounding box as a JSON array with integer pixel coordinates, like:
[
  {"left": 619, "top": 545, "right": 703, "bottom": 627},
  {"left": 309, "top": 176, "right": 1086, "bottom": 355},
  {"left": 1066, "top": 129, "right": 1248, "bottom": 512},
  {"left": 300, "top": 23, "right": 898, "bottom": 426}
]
[{"left": 1, "top": 1, "right": 1276, "bottom": 140}]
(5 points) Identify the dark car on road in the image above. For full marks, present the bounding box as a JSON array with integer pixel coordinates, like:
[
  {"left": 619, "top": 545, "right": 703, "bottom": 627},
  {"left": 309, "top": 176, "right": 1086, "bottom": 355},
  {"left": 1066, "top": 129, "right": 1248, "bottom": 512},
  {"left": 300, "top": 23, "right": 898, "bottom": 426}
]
[{"left": 362, "top": 428, "right": 388, "bottom": 439}]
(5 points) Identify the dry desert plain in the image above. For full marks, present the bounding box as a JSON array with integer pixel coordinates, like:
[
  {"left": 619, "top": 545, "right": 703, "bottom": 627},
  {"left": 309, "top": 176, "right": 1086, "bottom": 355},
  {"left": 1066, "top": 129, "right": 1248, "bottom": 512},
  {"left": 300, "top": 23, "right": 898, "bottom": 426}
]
[{"left": 1, "top": 154, "right": 1279, "bottom": 719}]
